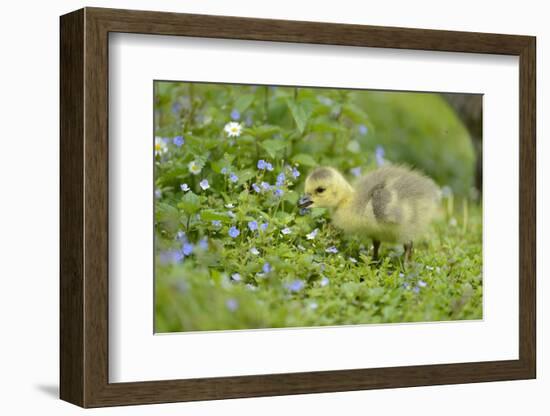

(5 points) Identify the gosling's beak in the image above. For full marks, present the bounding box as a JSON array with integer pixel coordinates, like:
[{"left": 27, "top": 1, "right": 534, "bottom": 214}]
[{"left": 298, "top": 194, "right": 313, "bottom": 209}]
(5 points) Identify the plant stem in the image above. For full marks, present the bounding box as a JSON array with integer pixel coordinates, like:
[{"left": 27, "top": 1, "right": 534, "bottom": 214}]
[{"left": 264, "top": 86, "right": 269, "bottom": 121}]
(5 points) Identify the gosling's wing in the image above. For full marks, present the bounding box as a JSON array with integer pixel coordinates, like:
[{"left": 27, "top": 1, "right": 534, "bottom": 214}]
[
  {"left": 356, "top": 179, "right": 402, "bottom": 224},
  {"left": 370, "top": 183, "right": 402, "bottom": 224}
]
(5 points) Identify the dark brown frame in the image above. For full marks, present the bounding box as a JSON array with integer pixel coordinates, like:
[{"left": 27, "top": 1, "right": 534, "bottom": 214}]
[{"left": 60, "top": 7, "right": 536, "bottom": 408}]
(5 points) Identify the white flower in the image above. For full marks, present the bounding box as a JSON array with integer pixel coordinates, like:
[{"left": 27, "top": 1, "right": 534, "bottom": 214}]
[
  {"left": 250, "top": 247, "right": 260, "bottom": 255},
  {"left": 188, "top": 160, "right": 202, "bottom": 175},
  {"left": 154, "top": 137, "right": 168, "bottom": 156},
  {"left": 349, "top": 257, "right": 358, "bottom": 264},
  {"left": 180, "top": 183, "right": 190, "bottom": 192},
  {"left": 199, "top": 179, "right": 210, "bottom": 190},
  {"left": 224, "top": 122, "right": 242, "bottom": 138},
  {"left": 225, "top": 203, "right": 235, "bottom": 209}
]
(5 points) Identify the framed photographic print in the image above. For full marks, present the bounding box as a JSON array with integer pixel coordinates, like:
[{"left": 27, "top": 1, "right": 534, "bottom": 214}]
[{"left": 60, "top": 7, "right": 536, "bottom": 408}]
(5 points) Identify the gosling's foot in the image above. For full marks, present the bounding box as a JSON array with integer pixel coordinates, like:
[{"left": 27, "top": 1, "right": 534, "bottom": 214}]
[
  {"left": 403, "top": 241, "right": 414, "bottom": 264},
  {"left": 370, "top": 240, "right": 381, "bottom": 264}
]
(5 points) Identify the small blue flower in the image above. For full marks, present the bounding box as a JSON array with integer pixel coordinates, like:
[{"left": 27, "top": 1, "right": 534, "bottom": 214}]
[
  {"left": 180, "top": 183, "right": 190, "bottom": 192},
  {"left": 230, "top": 109, "right": 241, "bottom": 121},
  {"left": 291, "top": 167, "right": 300, "bottom": 179},
  {"left": 275, "top": 188, "right": 284, "bottom": 197},
  {"left": 359, "top": 124, "right": 368, "bottom": 135},
  {"left": 306, "top": 229, "right": 318, "bottom": 240},
  {"left": 176, "top": 230, "right": 187, "bottom": 242},
  {"left": 172, "top": 102, "right": 182, "bottom": 114},
  {"left": 257, "top": 160, "right": 267, "bottom": 170},
  {"left": 182, "top": 242, "right": 193, "bottom": 256},
  {"left": 375, "top": 145, "right": 385, "bottom": 166},
  {"left": 285, "top": 279, "right": 305, "bottom": 293},
  {"left": 309, "top": 301, "right": 318, "bottom": 310},
  {"left": 276, "top": 173, "right": 285, "bottom": 187},
  {"left": 250, "top": 247, "right": 260, "bottom": 255},
  {"left": 212, "top": 220, "right": 221, "bottom": 228},
  {"left": 281, "top": 227, "right": 292, "bottom": 235},
  {"left": 252, "top": 183, "right": 261, "bottom": 193},
  {"left": 248, "top": 221, "right": 258, "bottom": 231},
  {"left": 231, "top": 273, "right": 242, "bottom": 282},
  {"left": 261, "top": 182, "right": 271, "bottom": 191},
  {"left": 173, "top": 135, "right": 185, "bottom": 147},
  {"left": 225, "top": 298, "right": 239, "bottom": 312},
  {"left": 417, "top": 280, "right": 428, "bottom": 288},
  {"left": 154, "top": 189, "right": 162, "bottom": 199},
  {"left": 221, "top": 167, "right": 228, "bottom": 175},
  {"left": 413, "top": 286, "right": 420, "bottom": 294},
  {"left": 198, "top": 238, "right": 208, "bottom": 250},
  {"left": 260, "top": 222, "right": 268, "bottom": 232},
  {"left": 350, "top": 167, "right": 362, "bottom": 177},
  {"left": 320, "top": 276, "right": 330, "bottom": 287},
  {"left": 266, "top": 162, "right": 274, "bottom": 171},
  {"left": 325, "top": 246, "right": 338, "bottom": 254},
  {"left": 228, "top": 226, "right": 240, "bottom": 238},
  {"left": 199, "top": 179, "right": 210, "bottom": 190},
  {"left": 229, "top": 173, "right": 239, "bottom": 183},
  {"left": 159, "top": 249, "right": 183, "bottom": 265},
  {"left": 262, "top": 262, "right": 272, "bottom": 273}
]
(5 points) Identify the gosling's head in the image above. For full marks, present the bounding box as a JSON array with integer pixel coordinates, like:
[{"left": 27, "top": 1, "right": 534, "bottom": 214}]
[{"left": 298, "top": 167, "right": 354, "bottom": 209}]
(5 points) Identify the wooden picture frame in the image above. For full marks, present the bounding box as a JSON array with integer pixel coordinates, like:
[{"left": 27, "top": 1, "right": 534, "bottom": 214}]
[{"left": 60, "top": 7, "right": 536, "bottom": 408}]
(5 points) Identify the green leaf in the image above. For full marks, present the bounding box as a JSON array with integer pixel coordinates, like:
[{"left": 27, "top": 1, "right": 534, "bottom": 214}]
[
  {"left": 342, "top": 103, "right": 369, "bottom": 123},
  {"left": 234, "top": 94, "right": 255, "bottom": 113},
  {"left": 179, "top": 192, "right": 200, "bottom": 215},
  {"left": 223, "top": 153, "right": 236, "bottom": 163},
  {"left": 282, "top": 190, "right": 299, "bottom": 205},
  {"left": 310, "top": 207, "right": 327, "bottom": 218},
  {"left": 249, "top": 125, "right": 281, "bottom": 139},
  {"left": 237, "top": 169, "right": 256, "bottom": 183},
  {"left": 210, "top": 159, "right": 229, "bottom": 174},
  {"left": 286, "top": 99, "right": 309, "bottom": 134},
  {"left": 260, "top": 139, "right": 288, "bottom": 158},
  {"left": 291, "top": 153, "right": 318, "bottom": 167},
  {"left": 155, "top": 202, "right": 181, "bottom": 233},
  {"left": 347, "top": 140, "right": 361, "bottom": 154},
  {"left": 200, "top": 210, "right": 232, "bottom": 222}
]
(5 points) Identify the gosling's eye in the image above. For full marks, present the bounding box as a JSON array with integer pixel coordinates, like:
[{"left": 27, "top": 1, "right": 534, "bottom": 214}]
[{"left": 315, "top": 187, "right": 326, "bottom": 194}]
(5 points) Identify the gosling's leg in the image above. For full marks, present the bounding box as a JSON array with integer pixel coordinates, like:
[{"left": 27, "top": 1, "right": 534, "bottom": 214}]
[
  {"left": 404, "top": 241, "right": 414, "bottom": 263},
  {"left": 372, "top": 240, "right": 381, "bottom": 261}
]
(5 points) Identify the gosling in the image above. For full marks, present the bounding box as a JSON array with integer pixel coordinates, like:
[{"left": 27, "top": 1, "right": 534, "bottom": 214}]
[{"left": 298, "top": 166, "right": 440, "bottom": 261}]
